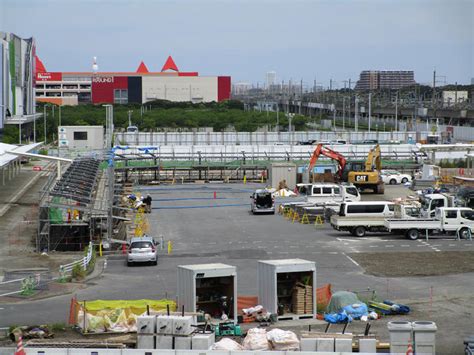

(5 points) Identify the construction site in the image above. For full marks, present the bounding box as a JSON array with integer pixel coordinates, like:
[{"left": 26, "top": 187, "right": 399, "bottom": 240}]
[{"left": 1, "top": 123, "right": 474, "bottom": 355}]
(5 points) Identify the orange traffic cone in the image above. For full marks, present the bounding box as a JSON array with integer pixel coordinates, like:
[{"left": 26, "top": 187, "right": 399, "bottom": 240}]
[
  {"left": 406, "top": 340, "right": 414, "bottom": 355},
  {"left": 15, "top": 336, "right": 26, "bottom": 355}
]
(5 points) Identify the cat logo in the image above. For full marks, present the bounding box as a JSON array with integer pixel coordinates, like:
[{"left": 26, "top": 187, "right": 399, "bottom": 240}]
[{"left": 355, "top": 175, "right": 368, "bottom": 182}]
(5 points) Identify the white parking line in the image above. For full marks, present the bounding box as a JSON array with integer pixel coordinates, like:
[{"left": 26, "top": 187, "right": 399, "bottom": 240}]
[
  {"left": 343, "top": 253, "right": 360, "bottom": 267},
  {"left": 385, "top": 245, "right": 394, "bottom": 247},
  {"left": 401, "top": 245, "right": 410, "bottom": 247}
]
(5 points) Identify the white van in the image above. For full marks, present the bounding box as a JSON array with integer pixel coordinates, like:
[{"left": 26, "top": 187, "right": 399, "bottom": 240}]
[
  {"left": 338, "top": 201, "right": 395, "bottom": 217},
  {"left": 297, "top": 183, "right": 360, "bottom": 204}
]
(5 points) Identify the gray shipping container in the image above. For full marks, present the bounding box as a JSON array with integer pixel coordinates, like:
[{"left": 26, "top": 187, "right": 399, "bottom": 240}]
[
  {"left": 269, "top": 162, "right": 297, "bottom": 190},
  {"left": 257, "top": 259, "right": 316, "bottom": 319},
  {"left": 177, "top": 263, "right": 238, "bottom": 324}
]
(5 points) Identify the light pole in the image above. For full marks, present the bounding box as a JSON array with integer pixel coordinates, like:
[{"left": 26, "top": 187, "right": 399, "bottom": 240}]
[
  {"left": 43, "top": 104, "right": 49, "bottom": 144},
  {"left": 18, "top": 105, "right": 23, "bottom": 145},
  {"left": 395, "top": 91, "right": 398, "bottom": 131},
  {"left": 368, "top": 93, "right": 372, "bottom": 132}
]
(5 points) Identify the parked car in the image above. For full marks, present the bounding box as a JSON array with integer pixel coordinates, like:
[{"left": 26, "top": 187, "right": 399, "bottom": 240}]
[
  {"left": 251, "top": 189, "right": 275, "bottom": 214},
  {"left": 380, "top": 170, "right": 412, "bottom": 185},
  {"left": 127, "top": 236, "right": 158, "bottom": 266}
]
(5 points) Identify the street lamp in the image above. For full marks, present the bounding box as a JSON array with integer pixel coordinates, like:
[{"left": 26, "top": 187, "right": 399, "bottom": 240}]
[{"left": 43, "top": 104, "right": 50, "bottom": 144}]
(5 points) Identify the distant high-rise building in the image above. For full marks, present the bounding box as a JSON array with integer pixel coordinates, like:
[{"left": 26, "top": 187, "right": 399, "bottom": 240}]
[
  {"left": 0, "top": 31, "right": 38, "bottom": 139},
  {"left": 266, "top": 71, "right": 276, "bottom": 89},
  {"left": 355, "top": 70, "right": 416, "bottom": 90},
  {"left": 471, "top": 77, "right": 474, "bottom": 85}
]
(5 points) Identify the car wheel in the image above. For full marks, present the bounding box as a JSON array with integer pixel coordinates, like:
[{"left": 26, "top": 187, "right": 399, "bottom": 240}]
[
  {"left": 127, "top": 261, "right": 133, "bottom": 267},
  {"left": 401, "top": 177, "right": 408, "bottom": 183},
  {"left": 459, "top": 227, "right": 471, "bottom": 240},
  {"left": 353, "top": 226, "right": 366, "bottom": 237},
  {"left": 406, "top": 229, "right": 420, "bottom": 240},
  {"left": 390, "top": 179, "right": 397, "bottom": 185},
  {"left": 153, "top": 260, "right": 158, "bottom": 266}
]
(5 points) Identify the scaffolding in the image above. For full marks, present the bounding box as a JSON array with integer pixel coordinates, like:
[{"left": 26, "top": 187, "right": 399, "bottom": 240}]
[{"left": 37, "top": 157, "right": 106, "bottom": 252}]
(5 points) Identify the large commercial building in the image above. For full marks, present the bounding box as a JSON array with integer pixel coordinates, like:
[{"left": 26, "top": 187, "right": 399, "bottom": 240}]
[
  {"left": 1, "top": 32, "right": 40, "bottom": 138},
  {"left": 35, "top": 56, "right": 231, "bottom": 105},
  {"left": 355, "top": 70, "right": 416, "bottom": 90}
]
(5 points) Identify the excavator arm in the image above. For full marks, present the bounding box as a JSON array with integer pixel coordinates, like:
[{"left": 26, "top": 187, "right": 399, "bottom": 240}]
[
  {"left": 308, "top": 144, "right": 347, "bottom": 178},
  {"left": 365, "top": 144, "right": 382, "bottom": 172}
]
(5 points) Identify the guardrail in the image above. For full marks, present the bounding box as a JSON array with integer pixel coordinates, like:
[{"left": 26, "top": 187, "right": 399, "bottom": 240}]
[
  {"left": 0, "top": 275, "right": 41, "bottom": 298},
  {"left": 59, "top": 242, "right": 94, "bottom": 276}
]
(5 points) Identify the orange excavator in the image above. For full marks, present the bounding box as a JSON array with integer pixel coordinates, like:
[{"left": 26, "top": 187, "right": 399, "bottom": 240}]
[{"left": 308, "top": 144, "right": 347, "bottom": 180}]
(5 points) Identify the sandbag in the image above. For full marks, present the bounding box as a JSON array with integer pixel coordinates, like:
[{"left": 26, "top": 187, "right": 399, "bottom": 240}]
[
  {"left": 242, "top": 328, "right": 270, "bottom": 351},
  {"left": 267, "top": 328, "right": 300, "bottom": 351},
  {"left": 211, "top": 338, "right": 243, "bottom": 351}
]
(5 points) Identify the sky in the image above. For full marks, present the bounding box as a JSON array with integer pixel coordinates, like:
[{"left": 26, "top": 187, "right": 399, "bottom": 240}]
[{"left": 1, "top": 0, "right": 473, "bottom": 87}]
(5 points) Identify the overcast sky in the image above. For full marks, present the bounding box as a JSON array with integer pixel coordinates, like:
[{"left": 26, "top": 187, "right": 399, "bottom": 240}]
[{"left": 1, "top": 0, "right": 473, "bottom": 86}]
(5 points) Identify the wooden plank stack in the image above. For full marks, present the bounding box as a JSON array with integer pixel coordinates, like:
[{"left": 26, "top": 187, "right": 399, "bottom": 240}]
[{"left": 292, "top": 282, "right": 313, "bottom": 314}]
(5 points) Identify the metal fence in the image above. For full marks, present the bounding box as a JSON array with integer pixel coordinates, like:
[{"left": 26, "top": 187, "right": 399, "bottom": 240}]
[
  {"left": 58, "top": 242, "right": 94, "bottom": 276},
  {"left": 115, "top": 130, "right": 423, "bottom": 146}
]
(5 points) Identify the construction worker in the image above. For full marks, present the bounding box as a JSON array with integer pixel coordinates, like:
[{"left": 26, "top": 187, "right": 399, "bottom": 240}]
[{"left": 143, "top": 194, "right": 152, "bottom": 213}]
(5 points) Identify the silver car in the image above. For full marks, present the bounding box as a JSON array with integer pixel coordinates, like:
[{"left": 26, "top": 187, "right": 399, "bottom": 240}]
[
  {"left": 127, "top": 236, "right": 158, "bottom": 266},
  {"left": 251, "top": 189, "right": 275, "bottom": 214}
]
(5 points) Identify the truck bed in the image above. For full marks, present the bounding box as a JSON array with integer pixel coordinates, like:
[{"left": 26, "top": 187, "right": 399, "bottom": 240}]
[
  {"left": 330, "top": 215, "right": 386, "bottom": 227},
  {"left": 384, "top": 218, "right": 440, "bottom": 231}
]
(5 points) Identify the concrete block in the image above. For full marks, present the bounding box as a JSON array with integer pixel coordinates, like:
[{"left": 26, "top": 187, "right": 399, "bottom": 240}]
[
  {"left": 335, "top": 338, "right": 353, "bottom": 352},
  {"left": 191, "top": 332, "right": 215, "bottom": 350},
  {"left": 173, "top": 316, "right": 193, "bottom": 335},
  {"left": 175, "top": 336, "right": 192, "bottom": 350},
  {"left": 316, "top": 338, "right": 334, "bottom": 352},
  {"left": 157, "top": 315, "right": 175, "bottom": 334},
  {"left": 156, "top": 335, "right": 173, "bottom": 349},
  {"left": 359, "top": 338, "right": 377, "bottom": 353},
  {"left": 137, "top": 334, "right": 154, "bottom": 350},
  {"left": 300, "top": 338, "right": 317, "bottom": 351}
]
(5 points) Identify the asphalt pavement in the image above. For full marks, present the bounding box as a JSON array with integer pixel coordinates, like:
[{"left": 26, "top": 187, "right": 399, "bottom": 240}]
[{"left": 1, "top": 183, "right": 473, "bottom": 352}]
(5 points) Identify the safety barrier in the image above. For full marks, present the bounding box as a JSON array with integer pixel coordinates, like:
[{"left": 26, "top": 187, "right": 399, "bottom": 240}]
[
  {"left": 58, "top": 242, "right": 94, "bottom": 277},
  {"left": 21, "top": 350, "right": 348, "bottom": 355}
]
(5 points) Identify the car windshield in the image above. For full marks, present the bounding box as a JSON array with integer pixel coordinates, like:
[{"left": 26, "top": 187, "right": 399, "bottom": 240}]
[
  {"left": 346, "top": 187, "right": 358, "bottom": 196},
  {"left": 460, "top": 210, "right": 474, "bottom": 221},
  {"left": 131, "top": 241, "right": 152, "bottom": 249}
]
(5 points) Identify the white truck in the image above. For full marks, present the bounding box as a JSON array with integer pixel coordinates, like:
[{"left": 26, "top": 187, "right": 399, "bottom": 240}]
[
  {"left": 420, "top": 193, "right": 455, "bottom": 218},
  {"left": 384, "top": 207, "right": 474, "bottom": 240},
  {"left": 329, "top": 201, "right": 396, "bottom": 237}
]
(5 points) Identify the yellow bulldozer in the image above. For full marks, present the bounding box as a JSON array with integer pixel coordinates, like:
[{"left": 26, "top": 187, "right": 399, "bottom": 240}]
[{"left": 345, "top": 144, "right": 385, "bottom": 194}]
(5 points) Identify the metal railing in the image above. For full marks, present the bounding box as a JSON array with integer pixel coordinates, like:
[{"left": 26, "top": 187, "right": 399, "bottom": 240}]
[{"left": 58, "top": 242, "right": 94, "bottom": 276}]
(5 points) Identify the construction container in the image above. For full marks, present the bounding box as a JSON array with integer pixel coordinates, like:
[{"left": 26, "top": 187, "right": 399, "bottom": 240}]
[
  {"left": 257, "top": 259, "right": 316, "bottom": 320},
  {"left": 177, "top": 263, "right": 238, "bottom": 324},
  {"left": 268, "top": 162, "right": 297, "bottom": 190},
  {"left": 413, "top": 321, "right": 437, "bottom": 354},
  {"left": 388, "top": 321, "right": 413, "bottom": 354}
]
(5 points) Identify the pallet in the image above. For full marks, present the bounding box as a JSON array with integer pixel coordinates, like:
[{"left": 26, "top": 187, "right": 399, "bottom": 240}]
[{"left": 278, "top": 313, "right": 314, "bottom": 321}]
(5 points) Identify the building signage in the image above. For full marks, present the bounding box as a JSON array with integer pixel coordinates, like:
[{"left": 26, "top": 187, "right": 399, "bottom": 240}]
[
  {"left": 92, "top": 76, "right": 114, "bottom": 83},
  {"left": 36, "top": 72, "right": 62, "bottom": 81}
]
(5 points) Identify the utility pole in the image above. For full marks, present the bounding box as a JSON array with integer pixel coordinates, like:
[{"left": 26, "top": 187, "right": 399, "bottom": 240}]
[
  {"left": 431, "top": 70, "right": 436, "bottom": 132},
  {"left": 342, "top": 97, "right": 346, "bottom": 131},
  {"left": 276, "top": 105, "right": 279, "bottom": 134},
  {"left": 395, "top": 91, "right": 398, "bottom": 131},
  {"left": 59, "top": 105, "right": 61, "bottom": 127},
  {"left": 43, "top": 105, "right": 47, "bottom": 144},
  {"left": 330, "top": 79, "right": 332, "bottom": 91},
  {"left": 368, "top": 93, "right": 372, "bottom": 132},
  {"left": 355, "top": 97, "right": 359, "bottom": 132}
]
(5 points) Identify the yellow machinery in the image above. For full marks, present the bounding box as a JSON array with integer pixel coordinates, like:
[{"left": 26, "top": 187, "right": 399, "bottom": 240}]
[{"left": 346, "top": 144, "right": 385, "bottom": 194}]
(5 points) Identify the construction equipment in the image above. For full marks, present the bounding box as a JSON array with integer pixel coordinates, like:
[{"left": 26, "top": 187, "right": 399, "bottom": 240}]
[
  {"left": 345, "top": 145, "right": 385, "bottom": 194},
  {"left": 213, "top": 322, "right": 242, "bottom": 336},
  {"left": 307, "top": 144, "right": 383, "bottom": 194},
  {"left": 308, "top": 144, "right": 347, "bottom": 182}
]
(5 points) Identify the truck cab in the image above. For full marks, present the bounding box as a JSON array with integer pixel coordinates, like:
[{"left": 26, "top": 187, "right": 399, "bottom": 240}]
[
  {"left": 420, "top": 193, "right": 454, "bottom": 218},
  {"left": 435, "top": 207, "right": 474, "bottom": 234}
]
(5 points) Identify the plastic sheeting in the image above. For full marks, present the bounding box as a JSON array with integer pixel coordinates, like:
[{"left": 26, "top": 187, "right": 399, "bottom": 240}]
[{"left": 327, "top": 291, "right": 360, "bottom": 314}]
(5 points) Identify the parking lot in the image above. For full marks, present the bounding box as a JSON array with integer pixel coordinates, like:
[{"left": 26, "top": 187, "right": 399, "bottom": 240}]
[{"left": 1, "top": 182, "right": 473, "bottom": 353}]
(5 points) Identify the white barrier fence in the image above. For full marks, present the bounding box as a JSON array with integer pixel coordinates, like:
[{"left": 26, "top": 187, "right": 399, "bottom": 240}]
[
  {"left": 12, "top": 349, "right": 379, "bottom": 355},
  {"left": 58, "top": 242, "right": 93, "bottom": 276},
  {"left": 115, "top": 131, "right": 424, "bottom": 146}
]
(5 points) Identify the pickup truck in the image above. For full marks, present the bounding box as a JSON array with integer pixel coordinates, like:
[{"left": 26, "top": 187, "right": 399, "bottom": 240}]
[{"left": 384, "top": 207, "right": 474, "bottom": 240}]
